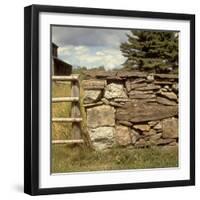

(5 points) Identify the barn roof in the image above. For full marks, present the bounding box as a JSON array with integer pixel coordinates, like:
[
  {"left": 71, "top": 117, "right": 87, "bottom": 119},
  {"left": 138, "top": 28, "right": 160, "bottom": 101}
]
[{"left": 52, "top": 42, "right": 58, "bottom": 48}]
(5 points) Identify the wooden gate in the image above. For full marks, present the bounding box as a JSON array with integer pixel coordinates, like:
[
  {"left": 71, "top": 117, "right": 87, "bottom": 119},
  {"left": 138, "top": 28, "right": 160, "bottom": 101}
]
[{"left": 52, "top": 74, "right": 84, "bottom": 144}]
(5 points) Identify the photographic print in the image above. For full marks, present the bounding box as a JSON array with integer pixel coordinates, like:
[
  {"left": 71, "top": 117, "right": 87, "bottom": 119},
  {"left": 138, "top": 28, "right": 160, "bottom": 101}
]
[
  {"left": 24, "top": 5, "right": 195, "bottom": 195},
  {"left": 51, "top": 26, "right": 179, "bottom": 173}
]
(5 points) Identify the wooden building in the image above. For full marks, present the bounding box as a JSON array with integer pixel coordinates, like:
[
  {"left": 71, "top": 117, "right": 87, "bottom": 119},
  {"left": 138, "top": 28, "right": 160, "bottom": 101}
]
[
  {"left": 52, "top": 43, "right": 58, "bottom": 57},
  {"left": 52, "top": 43, "right": 72, "bottom": 75}
]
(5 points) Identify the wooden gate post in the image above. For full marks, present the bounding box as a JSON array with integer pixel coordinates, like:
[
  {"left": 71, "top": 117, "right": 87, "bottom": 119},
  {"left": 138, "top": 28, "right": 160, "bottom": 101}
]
[{"left": 71, "top": 76, "right": 81, "bottom": 140}]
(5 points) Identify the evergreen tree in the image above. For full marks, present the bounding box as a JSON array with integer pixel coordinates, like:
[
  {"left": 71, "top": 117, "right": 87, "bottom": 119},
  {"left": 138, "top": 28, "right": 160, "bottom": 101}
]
[{"left": 120, "top": 30, "right": 178, "bottom": 73}]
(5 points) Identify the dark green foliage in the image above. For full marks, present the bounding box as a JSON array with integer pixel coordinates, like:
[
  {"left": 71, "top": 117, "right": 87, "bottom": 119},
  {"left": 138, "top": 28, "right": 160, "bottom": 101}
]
[{"left": 120, "top": 30, "right": 178, "bottom": 73}]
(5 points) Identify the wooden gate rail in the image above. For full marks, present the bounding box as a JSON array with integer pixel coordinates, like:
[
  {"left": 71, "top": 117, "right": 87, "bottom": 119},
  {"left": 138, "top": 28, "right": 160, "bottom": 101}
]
[
  {"left": 52, "top": 118, "right": 82, "bottom": 122},
  {"left": 52, "top": 97, "right": 79, "bottom": 102},
  {"left": 52, "top": 139, "right": 84, "bottom": 144},
  {"left": 52, "top": 75, "right": 79, "bottom": 81}
]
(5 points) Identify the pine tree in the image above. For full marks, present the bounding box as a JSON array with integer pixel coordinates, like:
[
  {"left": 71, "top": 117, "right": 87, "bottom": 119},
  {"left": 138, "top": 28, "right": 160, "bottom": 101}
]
[{"left": 120, "top": 30, "right": 178, "bottom": 73}]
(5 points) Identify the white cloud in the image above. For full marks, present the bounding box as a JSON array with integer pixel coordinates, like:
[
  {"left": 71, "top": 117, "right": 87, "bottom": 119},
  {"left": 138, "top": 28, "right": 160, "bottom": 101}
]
[
  {"left": 58, "top": 45, "right": 126, "bottom": 70},
  {"left": 52, "top": 26, "right": 129, "bottom": 70}
]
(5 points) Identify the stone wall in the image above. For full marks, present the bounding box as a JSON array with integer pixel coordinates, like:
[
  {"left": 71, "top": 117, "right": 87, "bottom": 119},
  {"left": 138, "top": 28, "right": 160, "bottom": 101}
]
[{"left": 82, "top": 71, "right": 178, "bottom": 150}]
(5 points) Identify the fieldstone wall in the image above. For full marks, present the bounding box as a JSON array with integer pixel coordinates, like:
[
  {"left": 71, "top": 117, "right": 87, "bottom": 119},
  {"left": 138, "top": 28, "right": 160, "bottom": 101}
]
[{"left": 82, "top": 71, "right": 178, "bottom": 150}]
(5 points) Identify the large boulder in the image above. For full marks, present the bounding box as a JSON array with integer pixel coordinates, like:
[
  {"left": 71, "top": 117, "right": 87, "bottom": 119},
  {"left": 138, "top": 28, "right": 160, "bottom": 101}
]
[
  {"left": 88, "top": 127, "right": 115, "bottom": 150},
  {"left": 116, "top": 102, "right": 178, "bottom": 123},
  {"left": 83, "top": 90, "right": 102, "bottom": 104},
  {"left": 162, "top": 118, "right": 178, "bottom": 138},
  {"left": 104, "top": 83, "right": 127, "bottom": 99},
  {"left": 115, "top": 125, "right": 132, "bottom": 146},
  {"left": 87, "top": 105, "right": 115, "bottom": 128}
]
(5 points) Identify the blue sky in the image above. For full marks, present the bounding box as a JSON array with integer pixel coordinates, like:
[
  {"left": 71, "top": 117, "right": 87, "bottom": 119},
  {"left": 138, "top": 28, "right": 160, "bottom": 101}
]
[{"left": 52, "top": 26, "right": 130, "bottom": 70}]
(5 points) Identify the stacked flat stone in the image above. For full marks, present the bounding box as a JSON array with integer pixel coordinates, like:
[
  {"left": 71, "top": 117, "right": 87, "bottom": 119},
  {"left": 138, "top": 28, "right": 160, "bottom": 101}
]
[{"left": 82, "top": 71, "right": 178, "bottom": 150}]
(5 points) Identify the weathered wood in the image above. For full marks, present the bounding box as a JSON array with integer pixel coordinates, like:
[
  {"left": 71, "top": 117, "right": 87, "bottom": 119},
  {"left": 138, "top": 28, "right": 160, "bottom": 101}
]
[
  {"left": 52, "top": 118, "right": 82, "bottom": 122},
  {"left": 52, "top": 59, "right": 55, "bottom": 75},
  {"left": 53, "top": 57, "right": 72, "bottom": 76},
  {"left": 52, "top": 97, "right": 79, "bottom": 102},
  {"left": 52, "top": 139, "right": 84, "bottom": 144},
  {"left": 52, "top": 74, "right": 79, "bottom": 81},
  {"left": 71, "top": 80, "right": 81, "bottom": 139}
]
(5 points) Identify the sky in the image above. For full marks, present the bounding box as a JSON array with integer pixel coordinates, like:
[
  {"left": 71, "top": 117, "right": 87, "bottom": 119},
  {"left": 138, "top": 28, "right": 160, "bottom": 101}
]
[{"left": 52, "top": 26, "right": 130, "bottom": 70}]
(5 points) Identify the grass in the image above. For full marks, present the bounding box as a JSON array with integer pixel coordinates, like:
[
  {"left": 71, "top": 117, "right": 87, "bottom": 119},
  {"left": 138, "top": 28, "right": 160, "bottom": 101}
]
[
  {"left": 52, "top": 145, "right": 178, "bottom": 173},
  {"left": 51, "top": 79, "right": 178, "bottom": 174},
  {"left": 52, "top": 82, "right": 72, "bottom": 140}
]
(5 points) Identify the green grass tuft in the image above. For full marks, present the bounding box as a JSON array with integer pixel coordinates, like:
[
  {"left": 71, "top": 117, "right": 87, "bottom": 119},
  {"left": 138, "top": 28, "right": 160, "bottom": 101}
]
[{"left": 51, "top": 145, "right": 178, "bottom": 173}]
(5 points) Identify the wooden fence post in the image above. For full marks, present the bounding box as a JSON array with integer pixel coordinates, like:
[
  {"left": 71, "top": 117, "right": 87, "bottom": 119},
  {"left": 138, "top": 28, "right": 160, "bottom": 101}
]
[{"left": 71, "top": 77, "right": 81, "bottom": 140}]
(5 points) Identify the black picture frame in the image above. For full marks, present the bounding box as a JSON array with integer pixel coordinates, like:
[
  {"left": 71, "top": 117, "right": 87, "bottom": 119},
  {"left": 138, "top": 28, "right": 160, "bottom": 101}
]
[{"left": 24, "top": 4, "right": 195, "bottom": 196}]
